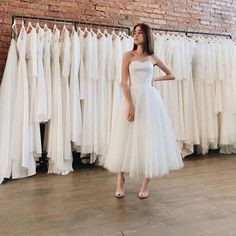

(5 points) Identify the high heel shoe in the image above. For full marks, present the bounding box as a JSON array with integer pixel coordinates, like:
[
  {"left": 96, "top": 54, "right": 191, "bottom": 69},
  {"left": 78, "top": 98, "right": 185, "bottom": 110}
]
[
  {"left": 115, "top": 176, "right": 125, "bottom": 198},
  {"left": 138, "top": 191, "right": 149, "bottom": 199}
]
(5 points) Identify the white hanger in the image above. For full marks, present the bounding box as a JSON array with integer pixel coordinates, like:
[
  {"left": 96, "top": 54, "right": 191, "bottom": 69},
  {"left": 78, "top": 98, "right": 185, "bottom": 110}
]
[
  {"left": 97, "top": 28, "right": 104, "bottom": 39},
  {"left": 122, "top": 30, "right": 129, "bottom": 39},
  {"left": 44, "top": 23, "right": 49, "bottom": 31},
  {"left": 104, "top": 29, "right": 109, "bottom": 36},
  {"left": 83, "top": 27, "right": 89, "bottom": 37},
  {"left": 71, "top": 25, "right": 75, "bottom": 35},
  {"left": 53, "top": 24, "right": 58, "bottom": 33},
  {"left": 26, "top": 21, "right": 34, "bottom": 33},
  {"left": 62, "top": 24, "right": 67, "bottom": 32},
  {"left": 118, "top": 30, "right": 123, "bottom": 39},
  {"left": 11, "top": 19, "right": 18, "bottom": 38}
]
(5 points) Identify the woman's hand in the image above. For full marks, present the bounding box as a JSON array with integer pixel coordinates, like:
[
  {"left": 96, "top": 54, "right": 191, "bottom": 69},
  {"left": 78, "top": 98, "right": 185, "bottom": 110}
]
[{"left": 127, "top": 103, "right": 135, "bottom": 122}]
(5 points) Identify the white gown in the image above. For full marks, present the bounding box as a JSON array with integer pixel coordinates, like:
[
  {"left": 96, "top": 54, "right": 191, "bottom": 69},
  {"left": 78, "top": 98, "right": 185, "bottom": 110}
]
[
  {"left": 111, "top": 35, "right": 122, "bottom": 134},
  {"left": 70, "top": 27, "right": 82, "bottom": 146},
  {"left": 103, "top": 60, "right": 184, "bottom": 178},
  {"left": 34, "top": 26, "right": 48, "bottom": 122},
  {"left": 80, "top": 31, "right": 98, "bottom": 158},
  {"left": 26, "top": 27, "right": 42, "bottom": 158},
  {"left": 97, "top": 34, "right": 107, "bottom": 155},
  {"left": 48, "top": 27, "right": 73, "bottom": 175},
  {"left": 42, "top": 28, "right": 52, "bottom": 152},
  {"left": 91, "top": 31, "right": 99, "bottom": 160},
  {"left": 43, "top": 27, "right": 52, "bottom": 120},
  {"left": 0, "top": 39, "right": 18, "bottom": 183},
  {"left": 60, "top": 27, "right": 72, "bottom": 160},
  {"left": 11, "top": 25, "right": 36, "bottom": 179},
  {"left": 105, "top": 33, "right": 114, "bottom": 149}
]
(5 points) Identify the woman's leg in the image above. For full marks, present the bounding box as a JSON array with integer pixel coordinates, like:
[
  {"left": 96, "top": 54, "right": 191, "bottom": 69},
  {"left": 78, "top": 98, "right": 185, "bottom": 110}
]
[
  {"left": 138, "top": 178, "right": 150, "bottom": 199},
  {"left": 115, "top": 171, "right": 125, "bottom": 198}
]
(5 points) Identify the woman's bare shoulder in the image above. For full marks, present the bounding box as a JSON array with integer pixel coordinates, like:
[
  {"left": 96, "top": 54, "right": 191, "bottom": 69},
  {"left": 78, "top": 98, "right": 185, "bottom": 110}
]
[{"left": 123, "top": 51, "right": 135, "bottom": 62}]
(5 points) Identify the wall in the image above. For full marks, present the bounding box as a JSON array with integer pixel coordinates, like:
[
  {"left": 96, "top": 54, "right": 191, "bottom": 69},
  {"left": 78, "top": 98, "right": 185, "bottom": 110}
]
[{"left": 0, "top": 0, "right": 236, "bottom": 80}]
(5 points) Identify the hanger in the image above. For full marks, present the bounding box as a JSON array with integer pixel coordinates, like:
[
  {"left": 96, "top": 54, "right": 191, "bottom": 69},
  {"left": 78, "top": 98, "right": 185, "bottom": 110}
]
[
  {"left": 111, "top": 29, "right": 118, "bottom": 39},
  {"left": 97, "top": 28, "right": 104, "bottom": 39},
  {"left": 11, "top": 19, "right": 18, "bottom": 39},
  {"left": 26, "top": 21, "right": 34, "bottom": 33},
  {"left": 71, "top": 25, "right": 75, "bottom": 35},
  {"left": 104, "top": 28, "right": 109, "bottom": 37},
  {"left": 53, "top": 23, "right": 58, "bottom": 33},
  {"left": 44, "top": 22, "right": 50, "bottom": 31},
  {"left": 36, "top": 22, "right": 40, "bottom": 32},
  {"left": 77, "top": 25, "right": 83, "bottom": 37},
  {"left": 83, "top": 26, "right": 89, "bottom": 37},
  {"left": 62, "top": 23, "right": 67, "bottom": 32},
  {"left": 118, "top": 30, "right": 124, "bottom": 39}
]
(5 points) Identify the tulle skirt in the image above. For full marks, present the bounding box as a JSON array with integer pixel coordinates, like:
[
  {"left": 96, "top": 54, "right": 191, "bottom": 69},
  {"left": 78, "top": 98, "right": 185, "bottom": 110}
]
[{"left": 103, "top": 85, "right": 184, "bottom": 178}]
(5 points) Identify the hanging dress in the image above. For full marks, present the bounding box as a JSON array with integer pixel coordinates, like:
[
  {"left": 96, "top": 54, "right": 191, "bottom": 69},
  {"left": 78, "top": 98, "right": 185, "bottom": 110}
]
[
  {"left": 26, "top": 26, "right": 42, "bottom": 159},
  {"left": 43, "top": 26, "right": 52, "bottom": 120},
  {"left": 91, "top": 30, "right": 99, "bottom": 159},
  {"left": 111, "top": 34, "right": 122, "bottom": 134},
  {"left": 97, "top": 33, "right": 107, "bottom": 155},
  {"left": 60, "top": 27, "right": 72, "bottom": 160},
  {"left": 48, "top": 27, "right": 73, "bottom": 175},
  {"left": 34, "top": 25, "right": 48, "bottom": 122},
  {"left": 70, "top": 27, "right": 82, "bottom": 146},
  {"left": 104, "top": 33, "right": 114, "bottom": 151},
  {"left": 42, "top": 27, "right": 52, "bottom": 152},
  {"left": 10, "top": 25, "right": 36, "bottom": 179},
  {"left": 80, "top": 31, "right": 96, "bottom": 156},
  {"left": 0, "top": 39, "right": 18, "bottom": 183},
  {"left": 103, "top": 60, "right": 183, "bottom": 178}
]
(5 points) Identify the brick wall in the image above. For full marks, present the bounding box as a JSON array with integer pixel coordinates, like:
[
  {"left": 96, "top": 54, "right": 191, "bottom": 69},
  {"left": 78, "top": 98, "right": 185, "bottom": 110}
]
[{"left": 0, "top": 0, "right": 236, "bottom": 81}]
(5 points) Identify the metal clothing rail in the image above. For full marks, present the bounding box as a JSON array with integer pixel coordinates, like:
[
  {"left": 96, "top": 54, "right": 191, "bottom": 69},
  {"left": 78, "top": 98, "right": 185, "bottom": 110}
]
[
  {"left": 12, "top": 15, "right": 132, "bottom": 35},
  {"left": 152, "top": 27, "right": 232, "bottom": 39}
]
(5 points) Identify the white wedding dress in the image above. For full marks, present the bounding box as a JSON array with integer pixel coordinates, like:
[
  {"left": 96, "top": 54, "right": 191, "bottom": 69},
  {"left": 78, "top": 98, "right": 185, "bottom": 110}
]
[{"left": 103, "top": 60, "right": 184, "bottom": 178}]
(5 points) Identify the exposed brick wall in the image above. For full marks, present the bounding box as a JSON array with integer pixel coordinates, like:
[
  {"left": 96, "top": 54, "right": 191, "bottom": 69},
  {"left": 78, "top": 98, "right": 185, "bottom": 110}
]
[{"left": 0, "top": 0, "right": 236, "bottom": 81}]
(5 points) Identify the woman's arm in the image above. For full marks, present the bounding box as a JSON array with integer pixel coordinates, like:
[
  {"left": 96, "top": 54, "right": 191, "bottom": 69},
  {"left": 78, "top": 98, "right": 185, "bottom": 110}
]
[
  {"left": 120, "top": 52, "right": 135, "bottom": 122},
  {"left": 152, "top": 54, "right": 175, "bottom": 81}
]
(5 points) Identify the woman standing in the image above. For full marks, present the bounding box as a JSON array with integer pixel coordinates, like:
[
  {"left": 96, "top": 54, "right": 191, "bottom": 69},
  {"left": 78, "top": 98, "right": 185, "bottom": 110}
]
[{"left": 104, "top": 23, "right": 184, "bottom": 199}]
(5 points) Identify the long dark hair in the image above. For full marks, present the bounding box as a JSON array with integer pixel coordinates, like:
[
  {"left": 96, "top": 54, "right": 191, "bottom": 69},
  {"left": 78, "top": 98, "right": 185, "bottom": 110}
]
[{"left": 132, "top": 23, "right": 154, "bottom": 55}]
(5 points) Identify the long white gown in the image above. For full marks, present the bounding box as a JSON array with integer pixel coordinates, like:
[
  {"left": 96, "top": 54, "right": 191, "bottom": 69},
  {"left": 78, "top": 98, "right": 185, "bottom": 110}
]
[
  {"left": 48, "top": 27, "right": 73, "bottom": 175},
  {"left": 105, "top": 33, "right": 114, "bottom": 150},
  {"left": 26, "top": 26, "right": 42, "bottom": 159},
  {"left": 97, "top": 34, "right": 107, "bottom": 155},
  {"left": 60, "top": 27, "right": 72, "bottom": 160},
  {"left": 34, "top": 26, "right": 48, "bottom": 123},
  {"left": 111, "top": 34, "right": 122, "bottom": 134},
  {"left": 0, "top": 39, "right": 18, "bottom": 183},
  {"left": 103, "top": 60, "right": 184, "bottom": 178},
  {"left": 70, "top": 27, "right": 82, "bottom": 146},
  {"left": 10, "top": 25, "right": 36, "bottom": 179},
  {"left": 91, "top": 30, "right": 99, "bottom": 160},
  {"left": 42, "top": 27, "right": 52, "bottom": 152},
  {"left": 80, "top": 31, "right": 92, "bottom": 154},
  {"left": 43, "top": 27, "right": 52, "bottom": 120}
]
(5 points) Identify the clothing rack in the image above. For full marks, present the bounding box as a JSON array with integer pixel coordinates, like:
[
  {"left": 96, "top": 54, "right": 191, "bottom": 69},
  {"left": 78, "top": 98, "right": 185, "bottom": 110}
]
[
  {"left": 151, "top": 27, "right": 232, "bottom": 39},
  {"left": 12, "top": 15, "right": 132, "bottom": 35}
]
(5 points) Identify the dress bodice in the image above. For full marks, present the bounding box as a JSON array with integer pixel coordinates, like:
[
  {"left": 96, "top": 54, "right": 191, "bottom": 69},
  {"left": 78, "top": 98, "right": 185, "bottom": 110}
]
[
  {"left": 17, "top": 26, "right": 27, "bottom": 60},
  {"left": 129, "top": 60, "right": 153, "bottom": 87}
]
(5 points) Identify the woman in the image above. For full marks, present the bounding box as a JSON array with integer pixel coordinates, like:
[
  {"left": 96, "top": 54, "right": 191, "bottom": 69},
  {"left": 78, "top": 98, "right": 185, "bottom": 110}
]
[{"left": 104, "top": 23, "right": 184, "bottom": 199}]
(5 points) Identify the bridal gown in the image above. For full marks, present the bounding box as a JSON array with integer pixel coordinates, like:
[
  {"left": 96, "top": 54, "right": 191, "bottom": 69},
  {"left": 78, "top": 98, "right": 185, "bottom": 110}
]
[
  {"left": 103, "top": 60, "right": 184, "bottom": 178},
  {"left": 0, "top": 39, "right": 18, "bottom": 183}
]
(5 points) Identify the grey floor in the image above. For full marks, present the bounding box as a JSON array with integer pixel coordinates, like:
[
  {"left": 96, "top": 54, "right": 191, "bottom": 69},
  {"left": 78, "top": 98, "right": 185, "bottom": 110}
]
[{"left": 0, "top": 154, "right": 236, "bottom": 236}]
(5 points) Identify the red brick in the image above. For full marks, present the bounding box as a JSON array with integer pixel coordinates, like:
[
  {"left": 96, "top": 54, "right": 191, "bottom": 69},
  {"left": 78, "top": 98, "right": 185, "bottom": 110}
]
[{"left": 0, "top": 0, "right": 236, "bottom": 81}]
